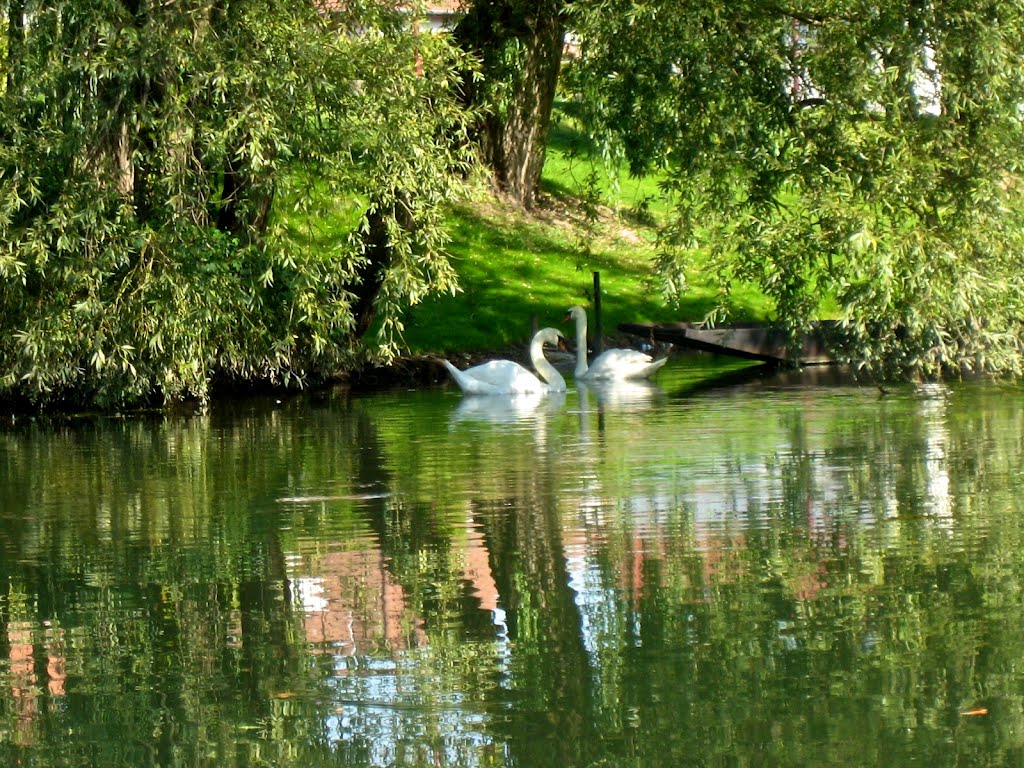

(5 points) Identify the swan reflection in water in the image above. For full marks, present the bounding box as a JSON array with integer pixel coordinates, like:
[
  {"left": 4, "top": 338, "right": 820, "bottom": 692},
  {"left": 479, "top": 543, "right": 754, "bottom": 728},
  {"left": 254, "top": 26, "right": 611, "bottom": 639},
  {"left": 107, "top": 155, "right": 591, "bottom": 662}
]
[
  {"left": 573, "top": 378, "right": 665, "bottom": 447},
  {"left": 447, "top": 378, "right": 661, "bottom": 426},
  {"left": 576, "top": 378, "right": 664, "bottom": 413},
  {"left": 450, "top": 390, "right": 568, "bottom": 425}
]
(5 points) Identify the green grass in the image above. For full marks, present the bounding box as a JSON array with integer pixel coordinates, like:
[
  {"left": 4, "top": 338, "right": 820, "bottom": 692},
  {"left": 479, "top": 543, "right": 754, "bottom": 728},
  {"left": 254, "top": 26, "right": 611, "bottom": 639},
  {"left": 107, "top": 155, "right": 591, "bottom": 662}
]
[{"left": 398, "top": 112, "right": 772, "bottom": 355}]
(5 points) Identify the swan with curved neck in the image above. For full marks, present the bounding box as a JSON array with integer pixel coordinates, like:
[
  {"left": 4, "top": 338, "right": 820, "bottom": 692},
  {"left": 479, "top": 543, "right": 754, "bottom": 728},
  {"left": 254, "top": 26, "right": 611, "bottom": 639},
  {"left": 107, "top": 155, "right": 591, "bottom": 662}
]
[
  {"left": 566, "top": 305, "right": 667, "bottom": 380},
  {"left": 443, "top": 327, "right": 567, "bottom": 395}
]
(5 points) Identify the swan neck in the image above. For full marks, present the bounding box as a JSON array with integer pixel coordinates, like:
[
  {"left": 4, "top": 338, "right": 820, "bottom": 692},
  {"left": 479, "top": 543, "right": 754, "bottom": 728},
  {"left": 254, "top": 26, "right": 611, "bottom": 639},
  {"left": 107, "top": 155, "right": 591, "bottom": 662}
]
[
  {"left": 530, "top": 337, "right": 566, "bottom": 392},
  {"left": 573, "top": 312, "right": 589, "bottom": 377}
]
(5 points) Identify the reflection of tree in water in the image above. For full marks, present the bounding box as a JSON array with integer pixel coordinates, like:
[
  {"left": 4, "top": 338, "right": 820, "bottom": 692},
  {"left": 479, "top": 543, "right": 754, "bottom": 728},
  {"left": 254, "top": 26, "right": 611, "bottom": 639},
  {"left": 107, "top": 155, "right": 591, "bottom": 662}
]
[
  {"left": 557, "top": 386, "right": 1024, "bottom": 767},
  {"left": 473, "top": 489, "right": 600, "bottom": 767},
  {"left": 0, "top": 405, "right": 385, "bottom": 764},
  {"left": 4, "top": 384, "right": 1024, "bottom": 766},
  {"left": 341, "top": 393, "right": 601, "bottom": 765}
]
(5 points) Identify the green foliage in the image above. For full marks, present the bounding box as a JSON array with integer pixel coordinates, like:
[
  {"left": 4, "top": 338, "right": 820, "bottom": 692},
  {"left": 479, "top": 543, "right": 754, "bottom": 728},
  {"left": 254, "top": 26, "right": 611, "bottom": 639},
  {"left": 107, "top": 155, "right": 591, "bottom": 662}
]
[
  {"left": 568, "top": 0, "right": 1024, "bottom": 378},
  {"left": 399, "top": 109, "right": 771, "bottom": 356},
  {"left": 0, "top": 0, "right": 475, "bottom": 408}
]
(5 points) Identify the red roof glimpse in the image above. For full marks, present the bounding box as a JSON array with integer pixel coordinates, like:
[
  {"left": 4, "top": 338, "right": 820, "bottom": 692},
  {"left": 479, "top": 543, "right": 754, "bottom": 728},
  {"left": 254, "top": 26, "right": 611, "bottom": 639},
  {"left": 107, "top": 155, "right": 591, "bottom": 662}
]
[{"left": 318, "top": 1, "right": 462, "bottom": 12}]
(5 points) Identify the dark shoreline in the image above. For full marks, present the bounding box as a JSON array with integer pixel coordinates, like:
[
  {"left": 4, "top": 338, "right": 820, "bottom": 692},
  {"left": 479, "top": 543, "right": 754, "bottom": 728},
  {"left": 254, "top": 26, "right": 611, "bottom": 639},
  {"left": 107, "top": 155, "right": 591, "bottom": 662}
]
[
  {"left": 1, "top": 327, "right": 674, "bottom": 419},
  {"left": 0, "top": 345, "right": 534, "bottom": 422}
]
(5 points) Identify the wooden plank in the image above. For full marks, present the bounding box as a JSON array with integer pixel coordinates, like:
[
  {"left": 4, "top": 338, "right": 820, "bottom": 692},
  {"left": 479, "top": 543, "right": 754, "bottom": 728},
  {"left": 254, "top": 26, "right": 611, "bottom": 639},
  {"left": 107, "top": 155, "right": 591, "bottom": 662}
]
[{"left": 619, "top": 321, "right": 837, "bottom": 365}]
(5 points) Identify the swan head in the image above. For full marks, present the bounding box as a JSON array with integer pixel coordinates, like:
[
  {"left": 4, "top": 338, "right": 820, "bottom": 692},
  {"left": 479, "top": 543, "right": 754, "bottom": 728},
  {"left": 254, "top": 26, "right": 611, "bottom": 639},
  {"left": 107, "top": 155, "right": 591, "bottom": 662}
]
[
  {"left": 534, "top": 326, "right": 568, "bottom": 352},
  {"left": 564, "top": 305, "right": 586, "bottom": 324}
]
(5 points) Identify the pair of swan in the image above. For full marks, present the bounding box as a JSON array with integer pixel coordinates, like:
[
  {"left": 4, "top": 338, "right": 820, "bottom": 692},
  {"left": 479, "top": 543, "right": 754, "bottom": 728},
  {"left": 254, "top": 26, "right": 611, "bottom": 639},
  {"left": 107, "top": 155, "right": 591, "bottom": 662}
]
[
  {"left": 443, "top": 307, "right": 667, "bottom": 395},
  {"left": 565, "top": 305, "right": 667, "bottom": 381},
  {"left": 442, "top": 327, "right": 567, "bottom": 395}
]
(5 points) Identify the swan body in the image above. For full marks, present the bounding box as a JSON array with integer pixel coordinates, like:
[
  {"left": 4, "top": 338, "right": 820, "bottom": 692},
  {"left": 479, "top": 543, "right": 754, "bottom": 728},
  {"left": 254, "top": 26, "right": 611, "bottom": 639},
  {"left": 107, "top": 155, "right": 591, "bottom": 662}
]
[
  {"left": 443, "top": 327, "right": 567, "bottom": 395},
  {"left": 566, "top": 305, "right": 667, "bottom": 381}
]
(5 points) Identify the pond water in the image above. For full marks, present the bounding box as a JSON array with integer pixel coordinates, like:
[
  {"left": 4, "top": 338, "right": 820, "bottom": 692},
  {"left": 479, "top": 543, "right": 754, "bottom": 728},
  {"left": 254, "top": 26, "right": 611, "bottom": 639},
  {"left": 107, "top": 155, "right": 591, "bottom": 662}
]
[{"left": 2, "top": 358, "right": 1024, "bottom": 767}]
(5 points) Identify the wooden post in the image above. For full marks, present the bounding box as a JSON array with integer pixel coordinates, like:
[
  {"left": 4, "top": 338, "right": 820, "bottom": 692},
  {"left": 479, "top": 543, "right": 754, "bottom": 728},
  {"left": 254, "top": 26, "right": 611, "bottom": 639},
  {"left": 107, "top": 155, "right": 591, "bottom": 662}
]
[{"left": 592, "top": 271, "right": 603, "bottom": 356}]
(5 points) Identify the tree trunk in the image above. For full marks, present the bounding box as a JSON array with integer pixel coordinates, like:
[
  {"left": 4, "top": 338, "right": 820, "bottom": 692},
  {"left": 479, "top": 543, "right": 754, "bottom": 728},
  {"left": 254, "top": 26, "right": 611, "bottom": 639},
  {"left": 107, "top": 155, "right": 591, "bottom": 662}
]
[
  {"left": 499, "top": 9, "right": 564, "bottom": 208},
  {"left": 456, "top": 2, "right": 566, "bottom": 210},
  {"left": 217, "top": 153, "right": 274, "bottom": 241},
  {"left": 350, "top": 193, "right": 416, "bottom": 340}
]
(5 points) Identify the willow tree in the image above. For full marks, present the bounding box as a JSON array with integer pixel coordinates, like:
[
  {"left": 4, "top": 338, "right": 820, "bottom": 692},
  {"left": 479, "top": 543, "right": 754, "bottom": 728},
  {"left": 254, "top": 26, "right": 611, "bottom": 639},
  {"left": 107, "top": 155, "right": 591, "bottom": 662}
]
[
  {"left": 0, "top": 0, "right": 474, "bottom": 408},
  {"left": 569, "top": 1, "right": 1024, "bottom": 378}
]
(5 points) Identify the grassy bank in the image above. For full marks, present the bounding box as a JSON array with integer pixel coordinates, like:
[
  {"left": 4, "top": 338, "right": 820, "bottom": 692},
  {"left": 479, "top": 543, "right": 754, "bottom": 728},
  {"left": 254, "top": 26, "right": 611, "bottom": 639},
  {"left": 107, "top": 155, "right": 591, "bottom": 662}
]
[{"left": 398, "top": 116, "right": 772, "bottom": 357}]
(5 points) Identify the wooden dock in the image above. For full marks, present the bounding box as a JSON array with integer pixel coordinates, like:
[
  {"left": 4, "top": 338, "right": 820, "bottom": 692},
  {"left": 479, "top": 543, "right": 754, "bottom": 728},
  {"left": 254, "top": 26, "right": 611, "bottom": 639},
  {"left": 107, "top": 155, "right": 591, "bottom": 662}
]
[{"left": 619, "top": 320, "right": 839, "bottom": 365}]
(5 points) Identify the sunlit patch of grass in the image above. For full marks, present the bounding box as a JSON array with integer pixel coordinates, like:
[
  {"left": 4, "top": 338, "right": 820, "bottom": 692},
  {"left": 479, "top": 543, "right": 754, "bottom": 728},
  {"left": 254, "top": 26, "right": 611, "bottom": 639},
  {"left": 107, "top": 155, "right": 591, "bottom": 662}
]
[
  {"left": 541, "top": 113, "right": 674, "bottom": 229},
  {"left": 399, "top": 195, "right": 769, "bottom": 354},
  {"left": 399, "top": 111, "right": 772, "bottom": 355},
  {"left": 274, "top": 111, "right": 775, "bottom": 356}
]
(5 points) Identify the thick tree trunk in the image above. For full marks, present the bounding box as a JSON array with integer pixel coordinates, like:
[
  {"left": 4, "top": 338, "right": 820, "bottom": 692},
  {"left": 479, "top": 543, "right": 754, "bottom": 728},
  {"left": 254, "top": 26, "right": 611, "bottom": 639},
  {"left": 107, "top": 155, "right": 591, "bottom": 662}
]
[
  {"left": 498, "top": 10, "right": 564, "bottom": 208},
  {"left": 456, "top": 2, "right": 566, "bottom": 210},
  {"left": 350, "top": 193, "right": 416, "bottom": 340}
]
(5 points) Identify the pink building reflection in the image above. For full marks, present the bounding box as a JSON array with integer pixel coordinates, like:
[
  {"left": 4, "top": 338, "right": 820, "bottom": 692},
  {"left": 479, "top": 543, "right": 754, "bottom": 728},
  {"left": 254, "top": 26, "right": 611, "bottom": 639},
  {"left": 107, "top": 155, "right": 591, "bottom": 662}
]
[
  {"left": 3, "top": 619, "right": 66, "bottom": 746},
  {"left": 290, "top": 521, "right": 501, "bottom": 659}
]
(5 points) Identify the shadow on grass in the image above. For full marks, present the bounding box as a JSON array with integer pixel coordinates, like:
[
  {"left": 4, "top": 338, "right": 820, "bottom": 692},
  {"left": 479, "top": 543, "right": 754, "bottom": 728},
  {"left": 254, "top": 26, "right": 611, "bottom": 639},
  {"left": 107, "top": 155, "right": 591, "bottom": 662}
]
[
  {"left": 403, "top": 207, "right": 588, "bottom": 352},
  {"left": 396, "top": 102, "right": 771, "bottom": 355},
  {"left": 401, "top": 204, "right": 738, "bottom": 355}
]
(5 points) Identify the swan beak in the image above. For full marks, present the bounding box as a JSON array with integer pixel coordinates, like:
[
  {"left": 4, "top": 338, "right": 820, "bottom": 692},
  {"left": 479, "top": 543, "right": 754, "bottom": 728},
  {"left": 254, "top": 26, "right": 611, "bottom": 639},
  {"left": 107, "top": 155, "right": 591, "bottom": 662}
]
[
  {"left": 557, "top": 337, "right": 569, "bottom": 353},
  {"left": 562, "top": 310, "right": 572, "bottom": 323}
]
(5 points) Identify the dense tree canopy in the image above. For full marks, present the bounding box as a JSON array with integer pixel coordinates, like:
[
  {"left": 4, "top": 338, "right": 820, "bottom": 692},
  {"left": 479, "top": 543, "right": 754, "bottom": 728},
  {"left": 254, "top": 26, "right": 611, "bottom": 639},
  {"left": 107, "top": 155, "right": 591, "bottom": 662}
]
[
  {"left": 0, "top": 0, "right": 473, "bottom": 407},
  {"left": 4, "top": 0, "right": 1024, "bottom": 409},
  {"left": 568, "top": 0, "right": 1024, "bottom": 377}
]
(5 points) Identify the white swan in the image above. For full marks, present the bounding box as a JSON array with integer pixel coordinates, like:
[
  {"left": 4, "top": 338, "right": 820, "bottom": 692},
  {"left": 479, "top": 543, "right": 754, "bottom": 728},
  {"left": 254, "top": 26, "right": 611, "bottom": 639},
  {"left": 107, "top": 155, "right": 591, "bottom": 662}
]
[
  {"left": 443, "top": 327, "right": 567, "bottom": 395},
  {"left": 566, "top": 305, "right": 668, "bottom": 380}
]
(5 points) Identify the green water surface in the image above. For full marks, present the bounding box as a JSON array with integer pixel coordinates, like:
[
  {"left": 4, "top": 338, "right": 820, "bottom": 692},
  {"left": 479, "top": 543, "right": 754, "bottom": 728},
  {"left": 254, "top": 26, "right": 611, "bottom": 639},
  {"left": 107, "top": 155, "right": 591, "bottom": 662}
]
[{"left": 2, "top": 361, "right": 1022, "bottom": 767}]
